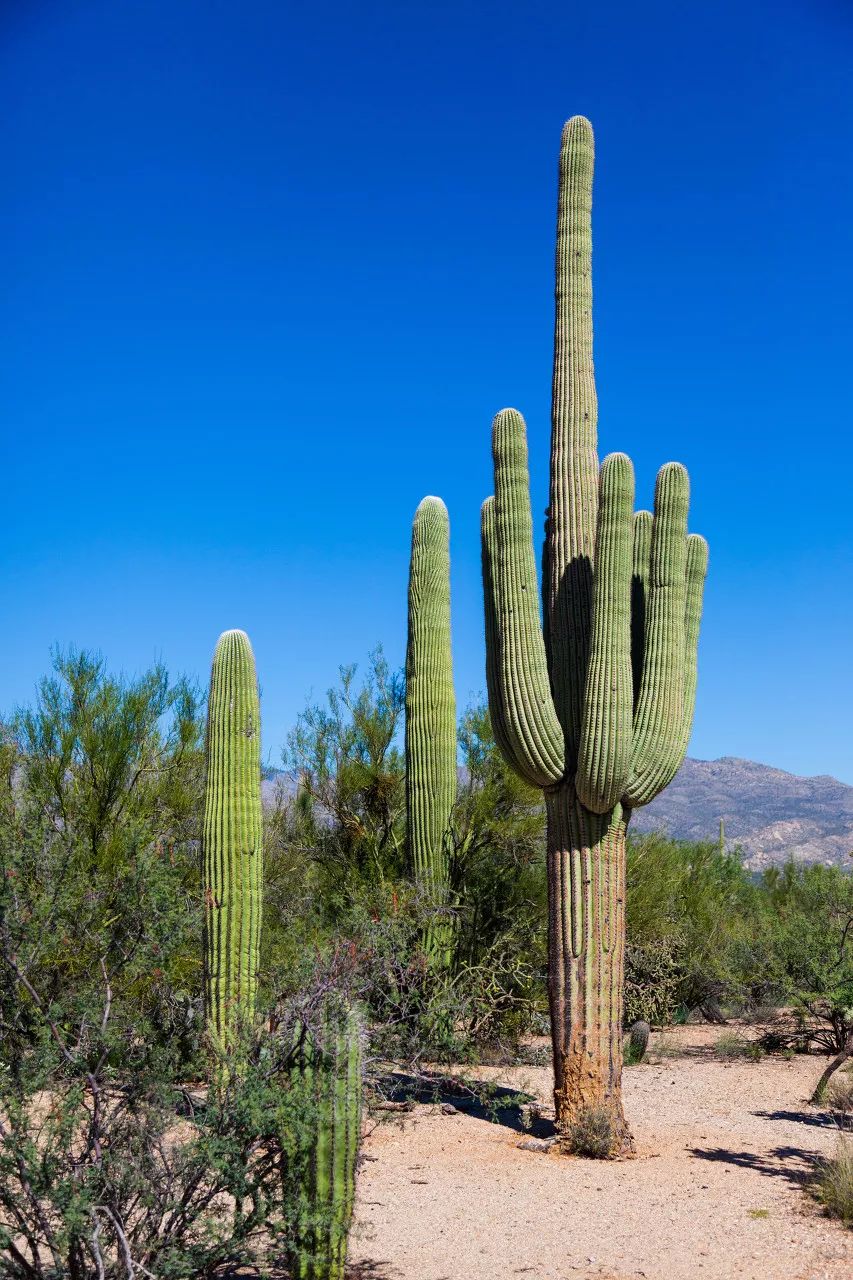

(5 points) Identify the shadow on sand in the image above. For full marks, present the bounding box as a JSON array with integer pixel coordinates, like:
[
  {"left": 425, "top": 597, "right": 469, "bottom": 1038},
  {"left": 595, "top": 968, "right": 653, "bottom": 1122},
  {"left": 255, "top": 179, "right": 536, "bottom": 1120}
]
[
  {"left": 375, "top": 1070, "right": 556, "bottom": 1139},
  {"left": 688, "top": 1144, "right": 822, "bottom": 1189},
  {"left": 752, "top": 1107, "right": 851, "bottom": 1132}
]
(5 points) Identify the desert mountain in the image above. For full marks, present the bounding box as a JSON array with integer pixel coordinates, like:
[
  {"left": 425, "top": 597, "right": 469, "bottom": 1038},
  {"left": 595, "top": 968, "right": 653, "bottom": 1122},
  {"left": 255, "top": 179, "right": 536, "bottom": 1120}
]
[{"left": 633, "top": 756, "right": 853, "bottom": 871}]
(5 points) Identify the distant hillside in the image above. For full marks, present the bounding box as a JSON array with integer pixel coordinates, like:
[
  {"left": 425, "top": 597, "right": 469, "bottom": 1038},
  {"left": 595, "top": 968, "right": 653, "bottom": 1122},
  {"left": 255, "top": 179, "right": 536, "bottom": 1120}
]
[
  {"left": 263, "top": 756, "right": 853, "bottom": 873},
  {"left": 633, "top": 756, "right": 853, "bottom": 871}
]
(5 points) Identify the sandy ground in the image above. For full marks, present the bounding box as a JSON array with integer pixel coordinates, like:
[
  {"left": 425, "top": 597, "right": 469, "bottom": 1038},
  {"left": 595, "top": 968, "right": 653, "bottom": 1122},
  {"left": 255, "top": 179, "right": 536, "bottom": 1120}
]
[{"left": 348, "top": 1026, "right": 853, "bottom": 1280}]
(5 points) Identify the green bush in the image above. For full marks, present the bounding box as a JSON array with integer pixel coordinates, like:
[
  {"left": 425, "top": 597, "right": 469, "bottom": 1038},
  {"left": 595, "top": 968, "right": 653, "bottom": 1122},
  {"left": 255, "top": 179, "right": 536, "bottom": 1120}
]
[{"left": 0, "top": 650, "right": 205, "bottom": 1077}]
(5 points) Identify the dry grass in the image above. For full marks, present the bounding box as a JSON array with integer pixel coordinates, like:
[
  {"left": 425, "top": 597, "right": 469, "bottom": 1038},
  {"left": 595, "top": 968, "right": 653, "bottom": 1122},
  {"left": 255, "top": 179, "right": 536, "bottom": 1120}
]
[
  {"left": 563, "top": 1104, "right": 616, "bottom": 1159},
  {"left": 814, "top": 1139, "right": 853, "bottom": 1226}
]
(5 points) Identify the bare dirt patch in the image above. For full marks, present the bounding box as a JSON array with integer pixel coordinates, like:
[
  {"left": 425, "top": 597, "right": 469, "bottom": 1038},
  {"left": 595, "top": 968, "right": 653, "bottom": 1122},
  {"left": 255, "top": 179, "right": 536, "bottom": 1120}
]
[{"left": 349, "top": 1026, "right": 853, "bottom": 1280}]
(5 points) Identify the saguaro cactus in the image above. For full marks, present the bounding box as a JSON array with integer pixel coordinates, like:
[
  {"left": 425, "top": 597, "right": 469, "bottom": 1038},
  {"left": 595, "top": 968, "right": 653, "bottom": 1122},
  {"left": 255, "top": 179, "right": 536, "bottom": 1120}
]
[
  {"left": 286, "top": 998, "right": 364, "bottom": 1280},
  {"left": 405, "top": 496, "right": 456, "bottom": 957},
  {"left": 202, "top": 628, "right": 263, "bottom": 1050},
  {"left": 481, "top": 117, "right": 708, "bottom": 1149}
]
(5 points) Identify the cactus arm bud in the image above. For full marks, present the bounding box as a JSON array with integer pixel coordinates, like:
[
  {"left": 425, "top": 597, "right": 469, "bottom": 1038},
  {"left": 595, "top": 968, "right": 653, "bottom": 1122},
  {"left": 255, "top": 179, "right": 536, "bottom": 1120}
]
[
  {"left": 490, "top": 408, "right": 565, "bottom": 787},
  {"left": 576, "top": 452, "right": 635, "bottom": 813},
  {"left": 624, "top": 463, "right": 690, "bottom": 807}
]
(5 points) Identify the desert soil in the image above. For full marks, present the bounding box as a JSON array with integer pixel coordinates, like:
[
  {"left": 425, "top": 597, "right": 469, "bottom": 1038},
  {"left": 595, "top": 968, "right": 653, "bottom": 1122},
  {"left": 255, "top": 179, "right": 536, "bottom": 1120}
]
[{"left": 348, "top": 1026, "right": 853, "bottom": 1280}]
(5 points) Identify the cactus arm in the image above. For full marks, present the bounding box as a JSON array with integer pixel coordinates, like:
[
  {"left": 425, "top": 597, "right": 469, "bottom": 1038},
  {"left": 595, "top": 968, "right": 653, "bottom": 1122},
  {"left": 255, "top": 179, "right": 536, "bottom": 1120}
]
[
  {"left": 630, "top": 510, "right": 652, "bottom": 708},
  {"left": 624, "top": 464, "right": 690, "bottom": 807},
  {"left": 481, "top": 497, "right": 526, "bottom": 777},
  {"left": 202, "top": 629, "right": 263, "bottom": 1050},
  {"left": 546, "top": 115, "right": 600, "bottom": 764},
  {"left": 405, "top": 497, "right": 456, "bottom": 899},
  {"left": 576, "top": 453, "right": 635, "bottom": 813},
  {"left": 673, "top": 532, "right": 709, "bottom": 761},
  {"left": 490, "top": 408, "right": 565, "bottom": 788}
]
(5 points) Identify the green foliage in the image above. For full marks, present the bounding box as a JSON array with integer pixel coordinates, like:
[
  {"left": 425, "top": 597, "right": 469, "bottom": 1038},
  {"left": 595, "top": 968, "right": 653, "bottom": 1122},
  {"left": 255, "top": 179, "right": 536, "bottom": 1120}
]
[
  {"left": 625, "top": 831, "right": 773, "bottom": 1022},
  {"left": 0, "top": 649, "right": 205, "bottom": 1075},
  {"left": 283, "top": 648, "right": 406, "bottom": 916},
  {"left": 760, "top": 862, "right": 853, "bottom": 1053},
  {"left": 450, "top": 703, "right": 547, "bottom": 1046},
  {"left": 0, "top": 881, "right": 340, "bottom": 1280}
]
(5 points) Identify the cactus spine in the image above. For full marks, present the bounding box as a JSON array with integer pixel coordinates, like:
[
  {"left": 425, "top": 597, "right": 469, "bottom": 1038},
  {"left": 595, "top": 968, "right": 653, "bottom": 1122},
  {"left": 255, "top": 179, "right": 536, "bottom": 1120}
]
[
  {"left": 202, "top": 629, "right": 263, "bottom": 1050},
  {"left": 405, "top": 496, "right": 456, "bottom": 957},
  {"left": 481, "top": 118, "right": 708, "bottom": 1149},
  {"left": 286, "top": 998, "right": 363, "bottom": 1280}
]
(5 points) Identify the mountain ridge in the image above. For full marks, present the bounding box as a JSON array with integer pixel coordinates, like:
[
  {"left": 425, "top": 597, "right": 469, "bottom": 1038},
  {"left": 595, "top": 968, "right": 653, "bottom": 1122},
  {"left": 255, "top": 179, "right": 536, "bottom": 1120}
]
[
  {"left": 263, "top": 756, "right": 853, "bottom": 872},
  {"left": 633, "top": 755, "right": 853, "bottom": 871}
]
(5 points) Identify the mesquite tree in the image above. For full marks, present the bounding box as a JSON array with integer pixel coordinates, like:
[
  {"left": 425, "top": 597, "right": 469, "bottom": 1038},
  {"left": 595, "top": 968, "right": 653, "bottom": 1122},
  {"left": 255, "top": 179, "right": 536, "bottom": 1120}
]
[{"left": 481, "top": 117, "right": 707, "bottom": 1150}]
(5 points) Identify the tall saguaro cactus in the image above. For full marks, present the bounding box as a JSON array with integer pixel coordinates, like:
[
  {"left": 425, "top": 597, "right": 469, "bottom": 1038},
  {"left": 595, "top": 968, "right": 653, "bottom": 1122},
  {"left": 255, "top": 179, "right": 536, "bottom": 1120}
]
[
  {"left": 202, "top": 628, "right": 263, "bottom": 1050},
  {"left": 481, "top": 117, "right": 708, "bottom": 1149},
  {"left": 405, "top": 496, "right": 456, "bottom": 957}
]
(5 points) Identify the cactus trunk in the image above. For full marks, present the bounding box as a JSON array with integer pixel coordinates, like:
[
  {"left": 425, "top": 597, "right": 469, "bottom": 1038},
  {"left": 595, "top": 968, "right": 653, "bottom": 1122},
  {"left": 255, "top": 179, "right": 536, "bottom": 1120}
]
[
  {"left": 546, "top": 786, "right": 629, "bottom": 1144},
  {"left": 405, "top": 496, "right": 456, "bottom": 960},
  {"left": 202, "top": 629, "right": 263, "bottom": 1051},
  {"left": 286, "top": 999, "right": 363, "bottom": 1280}
]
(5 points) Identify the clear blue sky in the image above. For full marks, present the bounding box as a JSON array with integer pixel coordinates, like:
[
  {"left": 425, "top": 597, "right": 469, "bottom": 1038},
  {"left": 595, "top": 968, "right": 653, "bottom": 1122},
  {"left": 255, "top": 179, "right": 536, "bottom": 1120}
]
[{"left": 2, "top": 0, "right": 852, "bottom": 782}]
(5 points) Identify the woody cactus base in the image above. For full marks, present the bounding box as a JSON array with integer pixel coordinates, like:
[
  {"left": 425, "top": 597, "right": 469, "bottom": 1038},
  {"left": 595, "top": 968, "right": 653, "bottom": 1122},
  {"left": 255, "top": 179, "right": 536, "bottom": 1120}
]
[
  {"left": 202, "top": 628, "right": 263, "bottom": 1051},
  {"left": 481, "top": 117, "right": 708, "bottom": 1149}
]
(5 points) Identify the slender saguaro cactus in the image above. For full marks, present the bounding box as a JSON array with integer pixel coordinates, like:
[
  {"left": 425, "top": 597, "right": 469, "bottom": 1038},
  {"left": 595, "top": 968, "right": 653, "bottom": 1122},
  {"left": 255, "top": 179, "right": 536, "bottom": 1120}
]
[
  {"left": 286, "top": 998, "right": 364, "bottom": 1280},
  {"left": 202, "top": 629, "right": 263, "bottom": 1050},
  {"left": 405, "top": 496, "right": 456, "bottom": 957},
  {"left": 481, "top": 117, "right": 708, "bottom": 1149}
]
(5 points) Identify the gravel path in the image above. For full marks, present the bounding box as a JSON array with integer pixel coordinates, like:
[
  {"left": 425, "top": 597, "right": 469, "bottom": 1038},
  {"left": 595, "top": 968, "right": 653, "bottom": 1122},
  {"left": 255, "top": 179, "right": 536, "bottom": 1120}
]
[{"left": 348, "top": 1027, "right": 853, "bottom": 1280}]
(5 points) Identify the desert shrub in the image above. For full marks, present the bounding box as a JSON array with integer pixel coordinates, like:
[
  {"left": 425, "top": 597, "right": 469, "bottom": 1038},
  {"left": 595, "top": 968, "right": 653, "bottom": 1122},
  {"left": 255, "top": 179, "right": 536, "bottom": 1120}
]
[
  {"left": 0, "top": 651, "right": 205, "bottom": 1077},
  {"left": 814, "top": 1140, "right": 853, "bottom": 1226},
  {"left": 449, "top": 704, "right": 547, "bottom": 1047},
  {"left": 624, "top": 938, "right": 684, "bottom": 1026},
  {"left": 714, "top": 1031, "right": 764, "bottom": 1062},
  {"left": 626, "top": 832, "right": 776, "bottom": 1021},
  {"left": 272, "top": 661, "right": 549, "bottom": 1057},
  {"left": 0, "top": 934, "right": 357, "bottom": 1279},
  {"left": 824, "top": 1071, "right": 853, "bottom": 1117},
  {"left": 760, "top": 862, "right": 853, "bottom": 1053},
  {"left": 563, "top": 1105, "right": 616, "bottom": 1159}
]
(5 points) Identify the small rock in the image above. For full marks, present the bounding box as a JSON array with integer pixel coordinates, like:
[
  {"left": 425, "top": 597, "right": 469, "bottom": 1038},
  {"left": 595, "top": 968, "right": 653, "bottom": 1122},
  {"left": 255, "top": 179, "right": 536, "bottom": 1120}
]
[
  {"left": 440, "top": 1102, "right": 458, "bottom": 1115},
  {"left": 517, "top": 1137, "right": 554, "bottom": 1153}
]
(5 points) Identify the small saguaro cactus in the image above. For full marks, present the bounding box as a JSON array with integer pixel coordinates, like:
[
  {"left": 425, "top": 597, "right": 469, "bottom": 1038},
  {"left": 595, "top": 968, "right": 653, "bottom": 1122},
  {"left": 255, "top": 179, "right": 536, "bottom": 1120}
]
[
  {"left": 285, "top": 997, "right": 364, "bottom": 1280},
  {"left": 628, "top": 1020, "right": 651, "bottom": 1064},
  {"left": 202, "top": 628, "right": 263, "bottom": 1051},
  {"left": 405, "top": 496, "right": 456, "bottom": 958},
  {"left": 481, "top": 117, "right": 708, "bottom": 1149}
]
